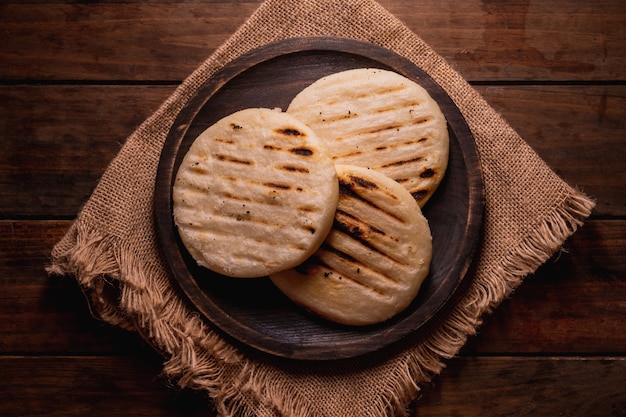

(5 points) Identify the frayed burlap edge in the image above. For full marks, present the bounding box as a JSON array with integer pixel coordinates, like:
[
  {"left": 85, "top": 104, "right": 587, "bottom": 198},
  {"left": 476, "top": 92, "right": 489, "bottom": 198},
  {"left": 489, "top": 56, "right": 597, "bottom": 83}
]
[{"left": 47, "top": 193, "right": 595, "bottom": 417}]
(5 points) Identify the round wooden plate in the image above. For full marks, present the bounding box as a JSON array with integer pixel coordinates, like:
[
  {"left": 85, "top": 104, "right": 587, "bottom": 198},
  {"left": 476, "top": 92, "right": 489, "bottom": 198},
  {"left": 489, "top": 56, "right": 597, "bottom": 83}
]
[{"left": 154, "top": 37, "right": 484, "bottom": 360}]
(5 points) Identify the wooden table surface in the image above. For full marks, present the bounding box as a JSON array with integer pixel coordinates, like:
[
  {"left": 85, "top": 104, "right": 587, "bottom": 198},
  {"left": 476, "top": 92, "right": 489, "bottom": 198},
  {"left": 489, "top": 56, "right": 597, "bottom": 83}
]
[{"left": 1, "top": 1, "right": 624, "bottom": 416}]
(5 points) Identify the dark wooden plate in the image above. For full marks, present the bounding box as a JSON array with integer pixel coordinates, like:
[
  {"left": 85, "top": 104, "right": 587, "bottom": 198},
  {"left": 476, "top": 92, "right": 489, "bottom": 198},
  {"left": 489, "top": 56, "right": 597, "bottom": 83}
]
[{"left": 154, "top": 37, "right": 484, "bottom": 360}]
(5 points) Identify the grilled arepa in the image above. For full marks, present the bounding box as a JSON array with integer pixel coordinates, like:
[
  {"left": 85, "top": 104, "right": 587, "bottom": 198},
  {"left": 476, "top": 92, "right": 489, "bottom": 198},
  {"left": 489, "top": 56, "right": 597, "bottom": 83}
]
[
  {"left": 173, "top": 108, "right": 339, "bottom": 278},
  {"left": 287, "top": 68, "right": 449, "bottom": 207},
  {"left": 270, "top": 164, "right": 432, "bottom": 326}
]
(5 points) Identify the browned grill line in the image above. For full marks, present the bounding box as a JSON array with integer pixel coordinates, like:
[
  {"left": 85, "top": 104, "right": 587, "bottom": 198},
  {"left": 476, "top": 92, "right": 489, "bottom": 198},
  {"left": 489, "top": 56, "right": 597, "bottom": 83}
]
[
  {"left": 317, "top": 99, "right": 420, "bottom": 125},
  {"left": 338, "top": 179, "right": 404, "bottom": 222},
  {"left": 336, "top": 209, "right": 386, "bottom": 235},
  {"left": 335, "top": 137, "right": 427, "bottom": 159},
  {"left": 183, "top": 214, "right": 310, "bottom": 245},
  {"left": 353, "top": 85, "right": 407, "bottom": 99},
  {"left": 362, "top": 123, "right": 403, "bottom": 135},
  {"left": 217, "top": 176, "right": 309, "bottom": 196},
  {"left": 332, "top": 220, "right": 408, "bottom": 268},
  {"left": 322, "top": 241, "right": 401, "bottom": 284},
  {"left": 378, "top": 156, "right": 423, "bottom": 169},
  {"left": 215, "top": 153, "right": 253, "bottom": 165},
  {"left": 410, "top": 117, "right": 432, "bottom": 125},
  {"left": 277, "top": 164, "right": 310, "bottom": 173},
  {"left": 305, "top": 254, "right": 387, "bottom": 296},
  {"left": 214, "top": 138, "right": 235, "bottom": 144}
]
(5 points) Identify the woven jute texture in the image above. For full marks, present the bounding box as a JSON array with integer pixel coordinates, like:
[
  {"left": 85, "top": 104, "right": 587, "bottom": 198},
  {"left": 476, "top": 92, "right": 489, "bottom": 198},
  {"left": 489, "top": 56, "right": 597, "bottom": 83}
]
[{"left": 48, "top": 0, "right": 595, "bottom": 416}]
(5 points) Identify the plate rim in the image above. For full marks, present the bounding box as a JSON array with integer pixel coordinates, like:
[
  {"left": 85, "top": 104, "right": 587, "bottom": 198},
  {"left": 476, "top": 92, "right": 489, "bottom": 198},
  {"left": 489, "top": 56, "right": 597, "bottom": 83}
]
[{"left": 154, "top": 36, "right": 485, "bottom": 360}]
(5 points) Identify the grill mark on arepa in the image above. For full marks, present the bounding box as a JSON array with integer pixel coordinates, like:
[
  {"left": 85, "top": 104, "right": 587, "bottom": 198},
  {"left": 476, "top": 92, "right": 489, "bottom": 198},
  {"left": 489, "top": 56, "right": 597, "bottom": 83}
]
[
  {"left": 219, "top": 191, "right": 253, "bottom": 204},
  {"left": 411, "top": 189, "right": 429, "bottom": 201},
  {"left": 215, "top": 153, "right": 253, "bottom": 165},
  {"left": 298, "top": 255, "right": 388, "bottom": 297},
  {"left": 218, "top": 176, "right": 309, "bottom": 197},
  {"left": 321, "top": 243, "right": 401, "bottom": 285},
  {"left": 420, "top": 168, "right": 436, "bottom": 178},
  {"left": 264, "top": 144, "right": 316, "bottom": 158},
  {"left": 338, "top": 177, "right": 403, "bottom": 222},
  {"left": 335, "top": 209, "right": 391, "bottom": 240},
  {"left": 214, "top": 138, "right": 235, "bottom": 144},
  {"left": 335, "top": 138, "right": 426, "bottom": 160},
  {"left": 315, "top": 110, "right": 359, "bottom": 124},
  {"left": 316, "top": 100, "right": 426, "bottom": 127},
  {"left": 354, "top": 85, "right": 407, "bottom": 99},
  {"left": 278, "top": 164, "right": 310, "bottom": 174},
  {"left": 373, "top": 138, "right": 425, "bottom": 152},
  {"left": 182, "top": 212, "right": 315, "bottom": 238},
  {"left": 363, "top": 124, "right": 403, "bottom": 135},
  {"left": 276, "top": 127, "right": 305, "bottom": 136},
  {"left": 290, "top": 147, "right": 314, "bottom": 156},
  {"left": 372, "top": 101, "right": 423, "bottom": 115},
  {"left": 411, "top": 117, "right": 433, "bottom": 125},
  {"left": 333, "top": 211, "right": 407, "bottom": 266},
  {"left": 349, "top": 174, "right": 377, "bottom": 190},
  {"left": 332, "top": 119, "right": 435, "bottom": 145},
  {"left": 297, "top": 205, "right": 319, "bottom": 213},
  {"left": 263, "top": 182, "right": 292, "bottom": 190},
  {"left": 379, "top": 156, "right": 423, "bottom": 168},
  {"left": 334, "top": 150, "right": 363, "bottom": 159},
  {"left": 188, "top": 164, "right": 210, "bottom": 175},
  {"left": 333, "top": 218, "right": 380, "bottom": 252}
]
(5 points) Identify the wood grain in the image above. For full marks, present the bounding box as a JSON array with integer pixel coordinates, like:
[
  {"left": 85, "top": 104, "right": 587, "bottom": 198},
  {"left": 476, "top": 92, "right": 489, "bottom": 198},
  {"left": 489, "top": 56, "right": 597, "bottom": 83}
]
[
  {"left": 414, "top": 356, "right": 626, "bottom": 417},
  {"left": 1, "top": 0, "right": 623, "bottom": 82},
  {"left": 476, "top": 85, "right": 626, "bottom": 217},
  {"left": 1, "top": 356, "right": 624, "bottom": 417},
  {"left": 465, "top": 219, "right": 626, "bottom": 354},
  {"left": 0, "top": 85, "right": 174, "bottom": 217},
  {"left": 2, "top": 219, "right": 624, "bottom": 354},
  {"left": 0, "top": 356, "right": 217, "bottom": 417},
  {"left": 1, "top": 85, "right": 623, "bottom": 218}
]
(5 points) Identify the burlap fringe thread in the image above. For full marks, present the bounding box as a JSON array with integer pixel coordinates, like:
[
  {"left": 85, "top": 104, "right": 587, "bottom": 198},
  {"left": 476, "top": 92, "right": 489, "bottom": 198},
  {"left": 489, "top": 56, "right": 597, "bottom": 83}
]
[{"left": 47, "top": 191, "right": 594, "bottom": 417}]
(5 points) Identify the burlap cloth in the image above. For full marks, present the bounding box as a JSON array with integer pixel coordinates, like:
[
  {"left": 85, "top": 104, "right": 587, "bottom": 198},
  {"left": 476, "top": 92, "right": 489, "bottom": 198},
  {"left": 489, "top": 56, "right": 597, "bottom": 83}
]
[{"left": 48, "top": 0, "right": 596, "bottom": 416}]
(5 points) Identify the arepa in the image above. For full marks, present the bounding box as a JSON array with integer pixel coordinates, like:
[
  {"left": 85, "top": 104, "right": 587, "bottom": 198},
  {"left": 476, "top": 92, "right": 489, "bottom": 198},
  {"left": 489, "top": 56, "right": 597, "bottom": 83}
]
[
  {"left": 173, "top": 108, "right": 339, "bottom": 278},
  {"left": 270, "top": 164, "right": 432, "bottom": 326},
  {"left": 287, "top": 68, "right": 449, "bottom": 207}
]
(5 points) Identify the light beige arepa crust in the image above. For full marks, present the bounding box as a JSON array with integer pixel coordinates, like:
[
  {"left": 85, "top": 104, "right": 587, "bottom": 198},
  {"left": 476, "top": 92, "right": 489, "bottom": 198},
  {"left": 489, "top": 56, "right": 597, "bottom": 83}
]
[
  {"left": 287, "top": 68, "right": 449, "bottom": 207},
  {"left": 270, "top": 165, "right": 432, "bottom": 326},
  {"left": 173, "top": 108, "right": 339, "bottom": 278}
]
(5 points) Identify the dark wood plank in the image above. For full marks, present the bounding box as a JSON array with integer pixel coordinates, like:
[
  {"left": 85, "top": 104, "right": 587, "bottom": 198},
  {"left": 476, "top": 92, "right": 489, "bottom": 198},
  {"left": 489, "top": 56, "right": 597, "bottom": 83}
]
[
  {"left": 476, "top": 84, "right": 626, "bottom": 217},
  {"left": 0, "top": 85, "right": 175, "bottom": 217},
  {"left": 0, "top": 220, "right": 151, "bottom": 354},
  {"left": 1, "top": 219, "right": 623, "bottom": 354},
  {"left": 466, "top": 219, "right": 626, "bottom": 354},
  {"left": 389, "top": 0, "right": 626, "bottom": 82},
  {"left": 1, "top": 355, "right": 624, "bottom": 417},
  {"left": 1, "top": 0, "right": 623, "bottom": 82},
  {"left": 1, "top": 85, "right": 623, "bottom": 218},
  {"left": 0, "top": 2, "right": 261, "bottom": 81},
  {"left": 0, "top": 356, "right": 218, "bottom": 417},
  {"left": 414, "top": 356, "right": 626, "bottom": 417}
]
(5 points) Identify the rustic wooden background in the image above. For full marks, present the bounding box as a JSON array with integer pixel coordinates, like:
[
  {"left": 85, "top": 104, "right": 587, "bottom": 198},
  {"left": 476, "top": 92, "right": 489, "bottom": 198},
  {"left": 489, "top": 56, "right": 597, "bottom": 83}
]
[{"left": 1, "top": 0, "right": 624, "bottom": 416}]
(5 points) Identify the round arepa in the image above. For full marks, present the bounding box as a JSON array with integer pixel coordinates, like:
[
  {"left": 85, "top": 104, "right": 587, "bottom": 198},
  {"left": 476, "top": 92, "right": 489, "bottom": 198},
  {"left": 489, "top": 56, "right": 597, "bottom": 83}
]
[
  {"left": 173, "top": 108, "right": 339, "bottom": 278},
  {"left": 270, "top": 164, "right": 432, "bottom": 326},
  {"left": 287, "top": 68, "right": 449, "bottom": 207}
]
